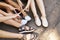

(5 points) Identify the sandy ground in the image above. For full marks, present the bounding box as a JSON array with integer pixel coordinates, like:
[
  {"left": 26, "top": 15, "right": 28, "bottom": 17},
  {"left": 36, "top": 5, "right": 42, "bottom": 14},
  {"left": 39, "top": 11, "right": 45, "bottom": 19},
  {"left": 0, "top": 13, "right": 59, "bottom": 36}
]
[{"left": 0, "top": 0, "right": 60, "bottom": 40}]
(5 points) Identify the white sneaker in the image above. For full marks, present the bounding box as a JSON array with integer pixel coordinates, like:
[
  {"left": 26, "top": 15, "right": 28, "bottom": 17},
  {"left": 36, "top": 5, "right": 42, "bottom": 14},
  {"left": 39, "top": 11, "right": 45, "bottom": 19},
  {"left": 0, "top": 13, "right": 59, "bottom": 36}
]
[
  {"left": 35, "top": 17, "right": 41, "bottom": 26},
  {"left": 41, "top": 17, "right": 48, "bottom": 27},
  {"left": 25, "top": 16, "right": 31, "bottom": 21},
  {"left": 20, "top": 19, "right": 28, "bottom": 26}
]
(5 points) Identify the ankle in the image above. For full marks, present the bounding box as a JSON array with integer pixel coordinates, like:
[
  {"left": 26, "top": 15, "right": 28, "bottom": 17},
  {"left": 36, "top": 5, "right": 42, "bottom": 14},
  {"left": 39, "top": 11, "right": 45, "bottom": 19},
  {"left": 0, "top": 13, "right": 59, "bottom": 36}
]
[{"left": 41, "top": 16, "right": 46, "bottom": 19}]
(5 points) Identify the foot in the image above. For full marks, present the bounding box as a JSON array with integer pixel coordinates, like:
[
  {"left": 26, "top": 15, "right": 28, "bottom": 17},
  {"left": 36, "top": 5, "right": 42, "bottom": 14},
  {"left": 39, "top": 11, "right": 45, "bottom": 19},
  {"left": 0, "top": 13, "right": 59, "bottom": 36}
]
[
  {"left": 24, "top": 33, "right": 38, "bottom": 40},
  {"left": 41, "top": 17, "right": 48, "bottom": 27},
  {"left": 19, "top": 26, "right": 35, "bottom": 34},
  {"left": 35, "top": 17, "right": 41, "bottom": 26}
]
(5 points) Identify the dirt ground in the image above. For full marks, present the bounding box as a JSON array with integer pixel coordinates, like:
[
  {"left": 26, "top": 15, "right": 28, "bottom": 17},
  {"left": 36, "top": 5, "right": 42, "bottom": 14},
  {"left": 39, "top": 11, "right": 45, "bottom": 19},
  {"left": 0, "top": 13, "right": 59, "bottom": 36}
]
[{"left": 0, "top": 0, "right": 60, "bottom": 40}]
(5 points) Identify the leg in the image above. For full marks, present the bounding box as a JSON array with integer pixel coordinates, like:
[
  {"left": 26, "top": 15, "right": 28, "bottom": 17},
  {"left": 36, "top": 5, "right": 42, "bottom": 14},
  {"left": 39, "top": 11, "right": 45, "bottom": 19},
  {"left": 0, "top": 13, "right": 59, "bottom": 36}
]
[
  {"left": 3, "top": 19, "right": 22, "bottom": 28},
  {"left": 0, "top": 9, "right": 21, "bottom": 23},
  {"left": 5, "top": 0, "right": 20, "bottom": 10},
  {"left": 17, "top": 0, "right": 31, "bottom": 21},
  {"left": 3, "top": 14, "right": 27, "bottom": 28},
  {"left": 0, "top": 14, "right": 19, "bottom": 22},
  {"left": 0, "top": 13, "right": 27, "bottom": 28},
  {"left": 36, "top": 0, "right": 46, "bottom": 17},
  {"left": 0, "top": 14, "right": 33, "bottom": 32},
  {"left": 0, "top": 2, "right": 15, "bottom": 10},
  {"left": 23, "top": 0, "right": 31, "bottom": 11},
  {"left": 4, "top": 0, "right": 31, "bottom": 21},
  {"left": 6, "top": 8, "right": 23, "bottom": 23},
  {"left": 3, "top": 16, "right": 27, "bottom": 28},
  {"left": 17, "top": 0, "right": 24, "bottom": 9},
  {"left": 0, "top": 9, "right": 27, "bottom": 27},
  {"left": 30, "top": 0, "right": 41, "bottom": 26},
  {"left": 0, "top": 14, "right": 20, "bottom": 28},
  {"left": 0, "top": 30, "right": 23, "bottom": 39},
  {"left": 36, "top": 0, "right": 48, "bottom": 27}
]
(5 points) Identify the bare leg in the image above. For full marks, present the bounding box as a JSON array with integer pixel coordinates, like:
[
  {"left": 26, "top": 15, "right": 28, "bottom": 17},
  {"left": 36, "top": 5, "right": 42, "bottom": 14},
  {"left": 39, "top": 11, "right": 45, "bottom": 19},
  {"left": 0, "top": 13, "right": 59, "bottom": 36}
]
[
  {"left": 0, "top": 14, "right": 21, "bottom": 28},
  {"left": 4, "top": 0, "right": 31, "bottom": 21},
  {"left": 30, "top": 0, "right": 41, "bottom": 26},
  {"left": 17, "top": 0, "right": 31, "bottom": 21},
  {"left": 16, "top": 0, "right": 24, "bottom": 9},
  {"left": 3, "top": 20, "right": 22, "bottom": 28},
  {"left": 0, "top": 10, "right": 27, "bottom": 28},
  {"left": 6, "top": 8, "right": 23, "bottom": 23},
  {"left": 36, "top": 0, "right": 48, "bottom": 27},
  {"left": 23, "top": 0, "right": 31, "bottom": 11},
  {"left": 0, "top": 2, "right": 15, "bottom": 10},
  {"left": 5, "top": 0, "right": 20, "bottom": 10},
  {"left": 3, "top": 16, "right": 27, "bottom": 28},
  {"left": 0, "top": 30, "right": 23, "bottom": 39},
  {"left": 0, "top": 14, "right": 19, "bottom": 22}
]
